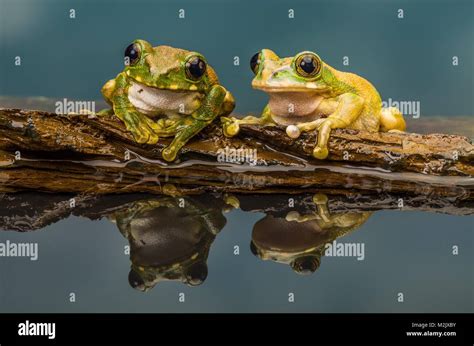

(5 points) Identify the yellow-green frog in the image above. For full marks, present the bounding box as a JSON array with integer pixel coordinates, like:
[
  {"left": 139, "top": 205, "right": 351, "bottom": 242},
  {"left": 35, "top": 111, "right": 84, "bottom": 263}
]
[
  {"left": 222, "top": 49, "right": 406, "bottom": 159},
  {"left": 101, "top": 39, "right": 235, "bottom": 161},
  {"left": 250, "top": 194, "right": 372, "bottom": 275}
]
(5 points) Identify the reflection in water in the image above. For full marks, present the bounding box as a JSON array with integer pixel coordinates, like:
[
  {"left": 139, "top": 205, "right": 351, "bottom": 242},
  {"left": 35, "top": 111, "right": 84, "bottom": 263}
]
[
  {"left": 109, "top": 193, "right": 373, "bottom": 288},
  {"left": 109, "top": 197, "right": 228, "bottom": 291},
  {"left": 250, "top": 194, "right": 371, "bottom": 275},
  {"left": 0, "top": 190, "right": 471, "bottom": 291}
]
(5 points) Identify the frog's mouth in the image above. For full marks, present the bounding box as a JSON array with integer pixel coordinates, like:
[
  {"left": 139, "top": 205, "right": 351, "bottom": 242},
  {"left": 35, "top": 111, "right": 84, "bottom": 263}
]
[{"left": 128, "top": 81, "right": 204, "bottom": 117}]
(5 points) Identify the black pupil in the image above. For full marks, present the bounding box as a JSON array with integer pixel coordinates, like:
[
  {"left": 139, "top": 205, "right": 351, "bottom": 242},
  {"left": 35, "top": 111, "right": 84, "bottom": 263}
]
[
  {"left": 300, "top": 55, "right": 317, "bottom": 74},
  {"left": 128, "top": 270, "right": 144, "bottom": 289},
  {"left": 185, "top": 262, "right": 208, "bottom": 286},
  {"left": 250, "top": 52, "right": 260, "bottom": 73},
  {"left": 125, "top": 44, "right": 139, "bottom": 65},
  {"left": 187, "top": 57, "right": 206, "bottom": 79}
]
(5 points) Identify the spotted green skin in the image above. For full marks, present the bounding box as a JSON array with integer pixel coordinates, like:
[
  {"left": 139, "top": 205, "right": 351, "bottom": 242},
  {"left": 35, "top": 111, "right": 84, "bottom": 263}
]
[{"left": 100, "top": 39, "right": 235, "bottom": 162}]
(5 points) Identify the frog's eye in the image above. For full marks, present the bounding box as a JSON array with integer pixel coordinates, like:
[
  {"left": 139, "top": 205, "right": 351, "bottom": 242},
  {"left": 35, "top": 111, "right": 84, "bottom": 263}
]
[
  {"left": 184, "top": 262, "right": 208, "bottom": 286},
  {"left": 250, "top": 52, "right": 261, "bottom": 74},
  {"left": 128, "top": 269, "right": 146, "bottom": 291},
  {"left": 185, "top": 56, "right": 207, "bottom": 81},
  {"left": 124, "top": 43, "right": 140, "bottom": 66},
  {"left": 249, "top": 241, "right": 258, "bottom": 256},
  {"left": 295, "top": 53, "right": 322, "bottom": 78},
  {"left": 291, "top": 256, "right": 320, "bottom": 275}
]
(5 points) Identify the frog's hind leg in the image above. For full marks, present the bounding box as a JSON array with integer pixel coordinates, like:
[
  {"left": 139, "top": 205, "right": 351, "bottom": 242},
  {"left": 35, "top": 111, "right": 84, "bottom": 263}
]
[{"left": 380, "top": 107, "right": 406, "bottom": 132}]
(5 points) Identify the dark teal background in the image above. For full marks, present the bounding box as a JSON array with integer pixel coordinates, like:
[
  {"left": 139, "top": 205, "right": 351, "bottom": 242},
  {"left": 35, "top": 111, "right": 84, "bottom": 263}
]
[{"left": 1, "top": 0, "right": 473, "bottom": 116}]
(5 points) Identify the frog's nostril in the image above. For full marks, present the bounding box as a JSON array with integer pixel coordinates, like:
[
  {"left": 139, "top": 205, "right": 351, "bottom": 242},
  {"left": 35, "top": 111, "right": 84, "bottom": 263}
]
[
  {"left": 185, "top": 262, "right": 208, "bottom": 286},
  {"left": 128, "top": 269, "right": 146, "bottom": 291}
]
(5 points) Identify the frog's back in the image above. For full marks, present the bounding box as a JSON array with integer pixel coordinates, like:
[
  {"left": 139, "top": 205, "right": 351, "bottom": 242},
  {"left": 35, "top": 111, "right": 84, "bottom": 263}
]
[{"left": 326, "top": 65, "right": 382, "bottom": 131}]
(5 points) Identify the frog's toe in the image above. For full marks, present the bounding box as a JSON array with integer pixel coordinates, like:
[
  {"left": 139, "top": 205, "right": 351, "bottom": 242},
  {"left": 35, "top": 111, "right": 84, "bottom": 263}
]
[
  {"left": 162, "top": 183, "right": 180, "bottom": 196},
  {"left": 313, "top": 146, "right": 329, "bottom": 160},
  {"left": 220, "top": 116, "right": 231, "bottom": 123},
  {"left": 312, "top": 193, "right": 328, "bottom": 205},
  {"left": 156, "top": 118, "right": 168, "bottom": 128},
  {"left": 132, "top": 131, "right": 150, "bottom": 144},
  {"left": 143, "top": 117, "right": 163, "bottom": 132},
  {"left": 145, "top": 132, "right": 159, "bottom": 144},
  {"left": 285, "top": 211, "right": 301, "bottom": 222},
  {"left": 162, "top": 146, "right": 178, "bottom": 162},
  {"left": 224, "top": 194, "right": 240, "bottom": 209},
  {"left": 134, "top": 124, "right": 159, "bottom": 144},
  {"left": 223, "top": 122, "right": 240, "bottom": 137}
]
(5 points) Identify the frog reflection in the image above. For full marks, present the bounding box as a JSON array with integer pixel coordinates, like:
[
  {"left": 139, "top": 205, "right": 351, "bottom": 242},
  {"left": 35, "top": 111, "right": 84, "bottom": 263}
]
[
  {"left": 250, "top": 194, "right": 372, "bottom": 275},
  {"left": 109, "top": 196, "right": 228, "bottom": 291}
]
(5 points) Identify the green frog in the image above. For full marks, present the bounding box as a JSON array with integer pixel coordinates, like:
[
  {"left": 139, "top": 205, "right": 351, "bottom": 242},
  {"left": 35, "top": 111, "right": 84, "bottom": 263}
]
[
  {"left": 222, "top": 49, "right": 406, "bottom": 159},
  {"left": 109, "top": 196, "right": 228, "bottom": 291},
  {"left": 101, "top": 39, "right": 235, "bottom": 161}
]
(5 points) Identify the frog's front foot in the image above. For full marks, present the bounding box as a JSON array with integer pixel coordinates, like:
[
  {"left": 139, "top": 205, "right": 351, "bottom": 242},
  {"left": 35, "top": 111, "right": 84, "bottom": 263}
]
[
  {"left": 162, "top": 183, "right": 181, "bottom": 196},
  {"left": 312, "top": 146, "right": 329, "bottom": 160},
  {"left": 285, "top": 123, "right": 330, "bottom": 157},
  {"left": 124, "top": 114, "right": 163, "bottom": 145},
  {"left": 312, "top": 193, "right": 328, "bottom": 205},
  {"left": 221, "top": 117, "right": 240, "bottom": 137},
  {"left": 286, "top": 210, "right": 303, "bottom": 222},
  {"left": 311, "top": 118, "right": 337, "bottom": 160},
  {"left": 161, "top": 146, "right": 178, "bottom": 162},
  {"left": 223, "top": 194, "right": 240, "bottom": 212},
  {"left": 127, "top": 121, "right": 159, "bottom": 145},
  {"left": 132, "top": 127, "right": 159, "bottom": 144}
]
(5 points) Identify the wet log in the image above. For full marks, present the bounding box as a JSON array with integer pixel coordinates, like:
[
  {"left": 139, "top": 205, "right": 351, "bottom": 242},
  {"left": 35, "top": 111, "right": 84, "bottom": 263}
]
[
  {"left": 0, "top": 191, "right": 471, "bottom": 232},
  {"left": 0, "top": 108, "right": 472, "bottom": 199}
]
